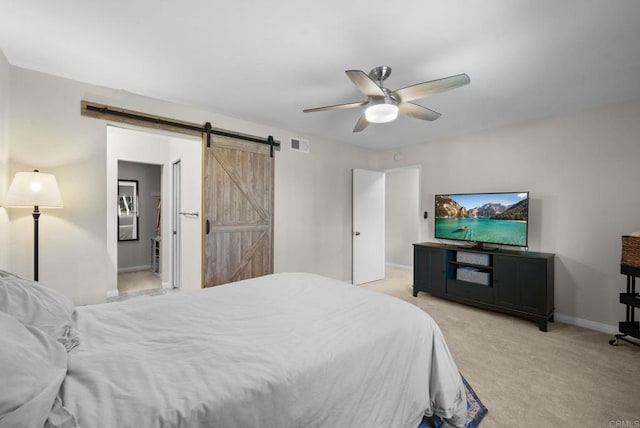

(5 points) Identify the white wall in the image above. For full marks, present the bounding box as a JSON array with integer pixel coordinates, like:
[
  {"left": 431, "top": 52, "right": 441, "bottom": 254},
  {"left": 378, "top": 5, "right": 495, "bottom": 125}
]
[
  {"left": 0, "top": 50, "right": 9, "bottom": 268},
  {"left": 5, "top": 65, "right": 377, "bottom": 304},
  {"left": 385, "top": 167, "right": 420, "bottom": 268},
  {"left": 381, "top": 99, "right": 640, "bottom": 330},
  {"left": 274, "top": 140, "right": 378, "bottom": 278}
]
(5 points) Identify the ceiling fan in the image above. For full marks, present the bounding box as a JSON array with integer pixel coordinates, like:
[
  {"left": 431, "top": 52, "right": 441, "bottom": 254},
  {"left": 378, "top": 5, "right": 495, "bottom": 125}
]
[{"left": 303, "top": 66, "right": 470, "bottom": 132}]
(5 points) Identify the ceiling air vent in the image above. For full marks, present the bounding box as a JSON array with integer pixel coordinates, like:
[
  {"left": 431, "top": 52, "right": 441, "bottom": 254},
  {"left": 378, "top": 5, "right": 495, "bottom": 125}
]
[{"left": 290, "top": 137, "right": 310, "bottom": 153}]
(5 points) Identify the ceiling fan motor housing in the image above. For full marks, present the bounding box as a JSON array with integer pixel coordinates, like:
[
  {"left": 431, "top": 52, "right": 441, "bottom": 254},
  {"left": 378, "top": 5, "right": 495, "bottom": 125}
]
[{"left": 369, "top": 66, "right": 392, "bottom": 85}]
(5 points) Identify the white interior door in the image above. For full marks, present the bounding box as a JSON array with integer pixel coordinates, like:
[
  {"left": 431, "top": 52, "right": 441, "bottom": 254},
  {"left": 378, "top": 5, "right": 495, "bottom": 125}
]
[
  {"left": 172, "top": 160, "right": 181, "bottom": 288},
  {"left": 170, "top": 140, "right": 203, "bottom": 291},
  {"left": 352, "top": 168, "right": 385, "bottom": 285}
]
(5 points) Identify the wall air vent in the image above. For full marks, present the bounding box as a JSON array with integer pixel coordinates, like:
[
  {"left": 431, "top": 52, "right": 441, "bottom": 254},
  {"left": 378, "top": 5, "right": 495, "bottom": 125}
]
[{"left": 290, "top": 137, "right": 310, "bottom": 153}]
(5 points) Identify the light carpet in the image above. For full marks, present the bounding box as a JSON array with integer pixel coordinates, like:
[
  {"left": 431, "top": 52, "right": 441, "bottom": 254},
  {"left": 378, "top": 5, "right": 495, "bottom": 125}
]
[{"left": 363, "top": 267, "right": 640, "bottom": 427}]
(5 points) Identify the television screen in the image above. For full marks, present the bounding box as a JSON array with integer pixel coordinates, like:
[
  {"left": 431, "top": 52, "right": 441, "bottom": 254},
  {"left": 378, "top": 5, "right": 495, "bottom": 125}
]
[{"left": 434, "top": 192, "right": 529, "bottom": 247}]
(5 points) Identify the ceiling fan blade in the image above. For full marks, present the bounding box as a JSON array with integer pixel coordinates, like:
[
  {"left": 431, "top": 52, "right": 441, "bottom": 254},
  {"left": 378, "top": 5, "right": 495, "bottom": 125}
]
[
  {"left": 345, "top": 70, "right": 385, "bottom": 97},
  {"left": 398, "top": 102, "right": 442, "bottom": 121},
  {"left": 394, "top": 73, "right": 470, "bottom": 103},
  {"left": 353, "top": 114, "right": 369, "bottom": 132},
  {"left": 303, "top": 101, "right": 366, "bottom": 113}
]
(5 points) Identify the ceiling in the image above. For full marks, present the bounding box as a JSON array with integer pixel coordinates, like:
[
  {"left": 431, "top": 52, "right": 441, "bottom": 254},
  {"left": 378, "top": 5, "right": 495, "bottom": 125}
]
[{"left": 1, "top": 1, "right": 640, "bottom": 151}]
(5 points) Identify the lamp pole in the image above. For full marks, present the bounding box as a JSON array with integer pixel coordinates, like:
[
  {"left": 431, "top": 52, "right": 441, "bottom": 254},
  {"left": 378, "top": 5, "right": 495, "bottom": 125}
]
[{"left": 33, "top": 205, "right": 40, "bottom": 281}]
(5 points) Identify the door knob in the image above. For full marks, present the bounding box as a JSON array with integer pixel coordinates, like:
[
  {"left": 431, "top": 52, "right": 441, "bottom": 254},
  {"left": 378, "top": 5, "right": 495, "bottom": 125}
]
[{"left": 353, "top": 231, "right": 361, "bottom": 236}]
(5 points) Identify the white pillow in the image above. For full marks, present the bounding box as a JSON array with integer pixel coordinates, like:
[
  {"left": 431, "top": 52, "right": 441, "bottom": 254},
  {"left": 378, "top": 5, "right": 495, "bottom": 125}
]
[
  {"left": 0, "top": 270, "right": 78, "bottom": 350},
  {"left": 0, "top": 311, "right": 70, "bottom": 427}
]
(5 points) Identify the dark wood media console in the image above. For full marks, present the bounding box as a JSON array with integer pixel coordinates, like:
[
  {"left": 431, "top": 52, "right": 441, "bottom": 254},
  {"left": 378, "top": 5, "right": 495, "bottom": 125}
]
[{"left": 413, "top": 242, "right": 555, "bottom": 331}]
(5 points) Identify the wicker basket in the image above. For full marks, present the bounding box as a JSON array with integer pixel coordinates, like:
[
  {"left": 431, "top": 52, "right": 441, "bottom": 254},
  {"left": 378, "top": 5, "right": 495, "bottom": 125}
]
[{"left": 621, "top": 235, "right": 640, "bottom": 268}]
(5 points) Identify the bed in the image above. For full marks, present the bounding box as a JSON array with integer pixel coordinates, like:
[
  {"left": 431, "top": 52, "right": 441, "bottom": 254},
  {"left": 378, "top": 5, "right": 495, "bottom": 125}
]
[{"left": 0, "top": 270, "right": 466, "bottom": 428}]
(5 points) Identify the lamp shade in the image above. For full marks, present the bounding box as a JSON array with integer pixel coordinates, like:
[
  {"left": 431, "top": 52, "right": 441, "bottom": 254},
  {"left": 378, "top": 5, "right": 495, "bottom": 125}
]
[{"left": 3, "top": 171, "right": 63, "bottom": 208}]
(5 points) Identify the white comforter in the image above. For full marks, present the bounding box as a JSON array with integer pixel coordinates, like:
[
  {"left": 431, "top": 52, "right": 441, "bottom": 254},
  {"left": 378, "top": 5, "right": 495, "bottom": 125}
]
[{"left": 62, "top": 273, "right": 466, "bottom": 428}]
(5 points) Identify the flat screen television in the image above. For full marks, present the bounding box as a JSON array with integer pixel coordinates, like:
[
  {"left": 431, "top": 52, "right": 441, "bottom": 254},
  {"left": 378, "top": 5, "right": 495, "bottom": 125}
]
[{"left": 434, "top": 192, "right": 529, "bottom": 248}]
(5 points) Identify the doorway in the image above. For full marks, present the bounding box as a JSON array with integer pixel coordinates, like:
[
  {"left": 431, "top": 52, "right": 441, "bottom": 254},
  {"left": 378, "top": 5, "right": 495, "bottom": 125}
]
[
  {"left": 352, "top": 166, "right": 421, "bottom": 285},
  {"left": 385, "top": 166, "right": 421, "bottom": 269},
  {"left": 106, "top": 125, "right": 203, "bottom": 298},
  {"left": 117, "top": 160, "right": 162, "bottom": 294}
]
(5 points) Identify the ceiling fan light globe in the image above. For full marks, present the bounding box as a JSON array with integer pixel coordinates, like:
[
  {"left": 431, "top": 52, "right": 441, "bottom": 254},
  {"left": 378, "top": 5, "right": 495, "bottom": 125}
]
[{"left": 365, "top": 103, "right": 398, "bottom": 123}]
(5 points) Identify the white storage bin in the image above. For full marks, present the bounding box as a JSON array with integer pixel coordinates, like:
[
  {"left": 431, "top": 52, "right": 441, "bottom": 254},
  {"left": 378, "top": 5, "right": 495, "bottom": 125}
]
[{"left": 456, "top": 251, "right": 490, "bottom": 266}]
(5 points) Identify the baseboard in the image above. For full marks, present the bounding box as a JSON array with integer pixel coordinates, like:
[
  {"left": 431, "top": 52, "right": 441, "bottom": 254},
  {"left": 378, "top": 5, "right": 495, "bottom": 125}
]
[
  {"left": 118, "top": 265, "right": 151, "bottom": 273},
  {"left": 554, "top": 312, "right": 618, "bottom": 335},
  {"left": 106, "top": 289, "right": 119, "bottom": 298},
  {"left": 161, "top": 281, "right": 171, "bottom": 289},
  {"left": 385, "top": 262, "right": 413, "bottom": 270}
]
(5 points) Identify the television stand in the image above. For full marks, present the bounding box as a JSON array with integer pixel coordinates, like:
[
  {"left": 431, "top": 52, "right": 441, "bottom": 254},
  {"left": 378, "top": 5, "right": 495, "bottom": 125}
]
[{"left": 413, "top": 242, "right": 555, "bottom": 331}]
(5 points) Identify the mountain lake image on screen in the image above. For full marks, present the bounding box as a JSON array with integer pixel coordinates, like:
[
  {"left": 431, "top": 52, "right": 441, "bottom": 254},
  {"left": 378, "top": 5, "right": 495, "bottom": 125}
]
[{"left": 434, "top": 192, "right": 529, "bottom": 247}]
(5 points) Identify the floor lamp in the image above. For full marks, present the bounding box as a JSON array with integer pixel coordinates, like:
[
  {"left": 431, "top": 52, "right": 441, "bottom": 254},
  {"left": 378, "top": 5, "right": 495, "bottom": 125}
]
[{"left": 3, "top": 170, "right": 63, "bottom": 281}]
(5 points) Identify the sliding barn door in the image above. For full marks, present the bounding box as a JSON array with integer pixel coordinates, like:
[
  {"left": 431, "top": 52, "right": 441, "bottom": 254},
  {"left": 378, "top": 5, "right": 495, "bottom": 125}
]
[{"left": 203, "top": 135, "right": 274, "bottom": 287}]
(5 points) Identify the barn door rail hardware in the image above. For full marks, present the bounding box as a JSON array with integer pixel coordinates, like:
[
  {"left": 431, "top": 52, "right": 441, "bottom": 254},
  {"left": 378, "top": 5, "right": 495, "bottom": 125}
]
[{"left": 81, "top": 101, "right": 280, "bottom": 156}]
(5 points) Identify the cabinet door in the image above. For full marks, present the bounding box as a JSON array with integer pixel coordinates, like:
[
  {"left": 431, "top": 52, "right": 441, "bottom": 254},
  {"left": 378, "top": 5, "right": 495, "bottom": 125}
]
[
  {"left": 413, "top": 246, "right": 429, "bottom": 292},
  {"left": 494, "top": 256, "right": 548, "bottom": 315},
  {"left": 427, "top": 248, "right": 446, "bottom": 295},
  {"left": 518, "top": 259, "right": 547, "bottom": 315},
  {"left": 413, "top": 246, "right": 446, "bottom": 295},
  {"left": 493, "top": 256, "right": 519, "bottom": 309}
]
